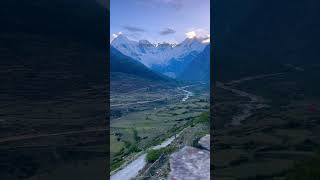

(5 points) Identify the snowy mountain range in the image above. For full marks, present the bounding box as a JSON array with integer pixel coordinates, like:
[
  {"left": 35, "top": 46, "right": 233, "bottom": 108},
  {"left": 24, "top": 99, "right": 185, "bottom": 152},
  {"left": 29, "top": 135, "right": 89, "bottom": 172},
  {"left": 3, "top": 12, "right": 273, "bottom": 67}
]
[
  {"left": 111, "top": 34, "right": 208, "bottom": 67},
  {"left": 111, "top": 34, "right": 210, "bottom": 80}
]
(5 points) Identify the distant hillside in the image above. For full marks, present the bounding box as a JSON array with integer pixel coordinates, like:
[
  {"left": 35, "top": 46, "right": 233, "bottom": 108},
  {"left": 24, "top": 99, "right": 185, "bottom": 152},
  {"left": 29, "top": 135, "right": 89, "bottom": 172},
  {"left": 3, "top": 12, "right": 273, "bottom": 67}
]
[
  {"left": 213, "top": 0, "right": 320, "bottom": 81},
  {"left": 178, "top": 45, "right": 210, "bottom": 82},
  {"left": 110, "top": 46, "right": 170, "bottom": 82}
]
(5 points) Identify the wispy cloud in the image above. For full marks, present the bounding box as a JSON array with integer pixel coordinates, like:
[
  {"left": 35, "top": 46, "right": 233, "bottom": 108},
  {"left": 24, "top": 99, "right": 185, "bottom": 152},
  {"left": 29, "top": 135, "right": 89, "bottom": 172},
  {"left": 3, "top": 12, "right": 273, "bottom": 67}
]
[
  {"left": 137, "top": 0, "right": 183, "bottom": 9},
  {"left": 123, "top": 26, "right": 146, "bottom": 32},
  {"left": 159, "top": 28, "right": 176, "bottom": 35},
  {"left": 162, "top": 0, "right": 183, "bottom": 9}
]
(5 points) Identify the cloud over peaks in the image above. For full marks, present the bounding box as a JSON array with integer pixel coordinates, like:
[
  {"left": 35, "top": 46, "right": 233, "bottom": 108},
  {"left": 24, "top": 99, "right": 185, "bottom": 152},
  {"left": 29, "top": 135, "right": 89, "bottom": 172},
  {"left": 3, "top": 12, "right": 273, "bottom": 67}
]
[
  {"left": 159, "top": 28, "right": 176, "bottom": 35},
  {"left": 123, "top": 26, "right": 146, "bottom": 32},
  {"left": 185, "top": 31, "right": 197, "bottom": 39}
]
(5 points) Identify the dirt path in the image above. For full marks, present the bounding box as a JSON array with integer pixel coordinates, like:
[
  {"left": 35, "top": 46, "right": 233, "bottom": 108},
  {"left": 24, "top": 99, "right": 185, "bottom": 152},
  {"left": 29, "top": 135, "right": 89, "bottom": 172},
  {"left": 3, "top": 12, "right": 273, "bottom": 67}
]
[{"left": 110, "top": 129, "right": 185, "bottom": 180}]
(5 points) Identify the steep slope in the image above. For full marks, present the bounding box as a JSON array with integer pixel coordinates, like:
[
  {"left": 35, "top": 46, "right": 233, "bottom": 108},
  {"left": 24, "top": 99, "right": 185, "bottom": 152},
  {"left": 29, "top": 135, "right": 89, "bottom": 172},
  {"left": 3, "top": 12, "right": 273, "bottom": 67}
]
[
  {"left": 151, "top": 51, "right": 199, "bottom": 78},
  {"left": 110, "top": 46, "right": 169, "bottom": 82},
  {"left": 178, "top": 45, "right": 210, "bottom": 82},
  {"left": 172, "top": 37, "right": 207, "bottom": 59}
]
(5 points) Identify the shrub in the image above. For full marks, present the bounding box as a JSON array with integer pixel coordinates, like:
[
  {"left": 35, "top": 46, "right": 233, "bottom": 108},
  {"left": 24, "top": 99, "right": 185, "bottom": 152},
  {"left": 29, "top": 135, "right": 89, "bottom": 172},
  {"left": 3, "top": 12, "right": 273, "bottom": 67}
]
[
  {"left": 146, "top": 149, "right": 163, "bottom": 163},
  {"left": 146, "top": 146, "right": 178, "bottom": 163},
  {"left": 128, "top": 144, "right": 141, "bottom": 153},
  {"left": 193, "top": 111, "right": 209, "bottom": 124},
  {"left": 133, "top": 128, "right": 141, "bottom": 142}
]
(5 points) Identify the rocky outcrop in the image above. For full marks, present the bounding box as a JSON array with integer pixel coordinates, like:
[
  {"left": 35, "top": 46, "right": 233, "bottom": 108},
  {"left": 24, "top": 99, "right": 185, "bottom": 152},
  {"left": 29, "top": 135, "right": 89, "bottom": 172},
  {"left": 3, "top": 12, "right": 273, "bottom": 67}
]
[
  {"left": 167, "top": 135, "right": 210, "bottom": 180},
  {"left": 199, "top": 134, "right": 210, "bottom": 150}
]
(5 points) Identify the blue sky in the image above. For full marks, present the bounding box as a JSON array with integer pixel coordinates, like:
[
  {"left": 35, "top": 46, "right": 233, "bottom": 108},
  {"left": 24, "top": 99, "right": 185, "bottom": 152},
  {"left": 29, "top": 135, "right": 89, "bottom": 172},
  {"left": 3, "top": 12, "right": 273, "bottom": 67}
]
[{"left": 110, "top": 0, "right": 210, "bottom": 44}]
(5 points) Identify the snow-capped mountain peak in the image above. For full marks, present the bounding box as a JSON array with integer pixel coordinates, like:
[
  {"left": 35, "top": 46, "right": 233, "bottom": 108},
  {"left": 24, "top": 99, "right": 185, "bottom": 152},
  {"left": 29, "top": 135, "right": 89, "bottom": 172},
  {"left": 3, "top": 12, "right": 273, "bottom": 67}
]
[
  {"left": 111, "top": 34, "right": 131, "bottom": 44},
  {"left": 139, "top": 40, "right": 152, "bottom": 45}
]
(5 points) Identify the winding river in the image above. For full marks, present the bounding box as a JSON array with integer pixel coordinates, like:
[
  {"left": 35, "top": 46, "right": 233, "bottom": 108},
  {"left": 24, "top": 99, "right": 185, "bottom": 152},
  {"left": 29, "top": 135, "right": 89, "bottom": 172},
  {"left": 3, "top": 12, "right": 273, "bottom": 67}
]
[{"left": 178, "top": 86, "right": 194, "bottom": 102}]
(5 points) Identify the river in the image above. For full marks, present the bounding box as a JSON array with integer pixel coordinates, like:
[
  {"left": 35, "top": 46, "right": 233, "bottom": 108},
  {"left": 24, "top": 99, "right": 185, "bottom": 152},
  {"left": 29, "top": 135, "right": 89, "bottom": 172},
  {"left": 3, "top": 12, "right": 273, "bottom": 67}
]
[{"left": 178, "top": 86, "right": 194, "bottom": 102}]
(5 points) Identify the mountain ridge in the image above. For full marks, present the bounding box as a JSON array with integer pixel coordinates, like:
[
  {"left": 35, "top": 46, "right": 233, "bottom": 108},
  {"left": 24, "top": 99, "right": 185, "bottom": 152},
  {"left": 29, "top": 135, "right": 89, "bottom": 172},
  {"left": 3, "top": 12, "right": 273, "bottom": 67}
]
[
  {"left": 179, "top": 45, "right": 210, "bottom": 82},
  {"left": 110, "top": 46, "right": 170, "bottom": 82},
  {"left": 111, "top": 34, "right": 208, "bottom": 67}
]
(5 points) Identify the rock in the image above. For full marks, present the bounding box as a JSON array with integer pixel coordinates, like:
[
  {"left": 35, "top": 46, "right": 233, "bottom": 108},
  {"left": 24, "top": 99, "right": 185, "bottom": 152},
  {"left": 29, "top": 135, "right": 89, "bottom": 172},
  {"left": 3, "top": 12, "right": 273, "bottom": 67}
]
[
  {"left": 168, "top": 146, "right": 210, "bottom": 180},
  {"left": 199, "top": 134, "right": 210, "bottom": 150}
]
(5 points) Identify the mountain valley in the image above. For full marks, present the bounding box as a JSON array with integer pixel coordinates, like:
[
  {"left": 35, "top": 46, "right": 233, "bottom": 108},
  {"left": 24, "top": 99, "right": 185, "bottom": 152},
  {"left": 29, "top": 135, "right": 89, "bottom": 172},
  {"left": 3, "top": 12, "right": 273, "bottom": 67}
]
[{"left": 110, "top": 35, "right": 210, "bottom": 179}]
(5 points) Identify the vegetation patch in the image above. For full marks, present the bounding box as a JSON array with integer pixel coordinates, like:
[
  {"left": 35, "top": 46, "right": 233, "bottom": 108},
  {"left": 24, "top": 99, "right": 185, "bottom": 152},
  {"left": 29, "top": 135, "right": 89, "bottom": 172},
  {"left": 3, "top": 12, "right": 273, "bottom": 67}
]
[
  {"left": 146, "top": 147, "right": 178, "bottom": 163},
  {"left": 192, "top": 111, "right": 209, "bottom": 125},
  {"left": 111, "top": 159, "right": 125, "bottom": 172}
]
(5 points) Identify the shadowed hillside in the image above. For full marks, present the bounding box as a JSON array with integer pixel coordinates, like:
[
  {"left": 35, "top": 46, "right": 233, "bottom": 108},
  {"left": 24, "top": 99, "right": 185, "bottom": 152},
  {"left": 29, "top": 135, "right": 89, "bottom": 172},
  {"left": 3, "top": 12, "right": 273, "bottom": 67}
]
[
  {"left": 179, "top": 45, "right": 210, "bottom": 82},
  {"left": 213, "top": 0, "right": 320, "bottom": 81},
  {"left": 213, "top": 1, "right": 320, "bottom": 179},
  {"left": 0, "top": 0, "right": 108, "bottom": 179},
  {"left": 110, "top": 46, "right": 169, "bottom": 82}
]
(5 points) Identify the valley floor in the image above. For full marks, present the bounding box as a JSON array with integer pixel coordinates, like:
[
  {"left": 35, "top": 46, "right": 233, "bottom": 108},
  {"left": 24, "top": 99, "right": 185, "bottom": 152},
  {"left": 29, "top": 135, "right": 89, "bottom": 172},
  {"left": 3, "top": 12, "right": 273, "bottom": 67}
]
[{"left": 213, "top": 66, "right": 320, "bottom": 179}]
